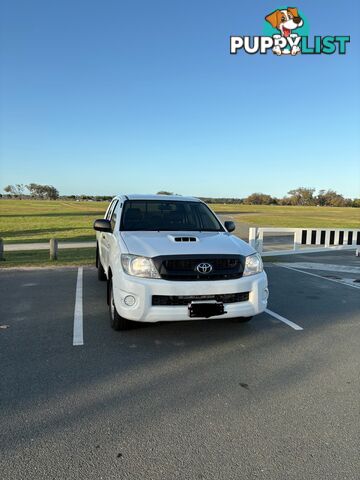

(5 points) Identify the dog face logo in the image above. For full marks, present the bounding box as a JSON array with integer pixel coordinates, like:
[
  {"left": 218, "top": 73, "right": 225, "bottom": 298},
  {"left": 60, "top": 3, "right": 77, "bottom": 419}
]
[
  {"left": 265, "top": 8, "right": 303, "bottom": 37},
  {"left": 265, "top": 7, "right": 304, "bottom": 55}
]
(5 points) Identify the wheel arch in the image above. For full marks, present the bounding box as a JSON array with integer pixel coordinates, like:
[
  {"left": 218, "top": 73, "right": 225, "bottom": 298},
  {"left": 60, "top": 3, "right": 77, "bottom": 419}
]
[{"left": 106, "top": 267, "right": 113, "bottom": 305}]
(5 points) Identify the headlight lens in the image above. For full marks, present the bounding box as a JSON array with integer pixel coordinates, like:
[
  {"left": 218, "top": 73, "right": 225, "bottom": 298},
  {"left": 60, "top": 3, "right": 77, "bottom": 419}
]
[
  {"left": 121, "top": 254, "right": 160, "bottom": 278},
  {"left": 243, "top": 253, "right": 263, "bottom": 276}
]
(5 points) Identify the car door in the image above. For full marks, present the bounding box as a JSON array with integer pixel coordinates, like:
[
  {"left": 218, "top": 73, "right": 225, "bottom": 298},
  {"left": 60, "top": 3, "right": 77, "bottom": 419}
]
[
  {"left": 100, "top": 200, "right": 118, "bottom": 269},
  {"left": 106, "top": 201, "right": 123, "bottom": 269}
]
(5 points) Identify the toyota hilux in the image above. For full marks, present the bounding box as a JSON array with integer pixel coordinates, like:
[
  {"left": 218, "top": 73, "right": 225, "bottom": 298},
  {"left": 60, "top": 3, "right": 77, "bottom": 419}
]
[{"left": 94, "top": 194, "right": 268, "bottom": 330}]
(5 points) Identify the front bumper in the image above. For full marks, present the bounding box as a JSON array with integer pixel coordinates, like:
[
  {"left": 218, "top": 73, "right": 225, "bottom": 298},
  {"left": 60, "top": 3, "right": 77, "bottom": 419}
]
[{"left": 112, "top": 271, "right": 268, "bottom": 323}]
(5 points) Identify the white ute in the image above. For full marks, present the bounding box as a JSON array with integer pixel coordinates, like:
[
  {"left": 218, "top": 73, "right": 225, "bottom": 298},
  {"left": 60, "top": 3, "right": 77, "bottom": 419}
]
[{"left": 94, "top": 194, "right": 268, "bottom": 330}]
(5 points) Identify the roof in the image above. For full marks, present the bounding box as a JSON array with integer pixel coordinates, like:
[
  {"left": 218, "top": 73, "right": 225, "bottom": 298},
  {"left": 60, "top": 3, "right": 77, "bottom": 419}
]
[{"left": 116, "top": 194, "right": 202, "bottom": 202}]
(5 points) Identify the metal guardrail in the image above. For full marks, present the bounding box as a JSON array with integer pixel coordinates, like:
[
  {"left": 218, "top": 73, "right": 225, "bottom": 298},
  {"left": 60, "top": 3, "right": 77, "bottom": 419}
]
[
  {"left": 249, "top": 227, "right": 360, "bottom": 256},
  {"left": 1, "top": 231, "right": 359, "bottom": 262},
  {"left": 0, "top": 238, "right": 96, "bottom": 261}
]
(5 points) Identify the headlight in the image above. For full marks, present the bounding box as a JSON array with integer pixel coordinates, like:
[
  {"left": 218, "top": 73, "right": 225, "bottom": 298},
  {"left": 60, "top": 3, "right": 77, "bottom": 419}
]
[
  {"left": 121, "top": 254, "right": 160, "bottom": 278},
  {"left": 243, "top": 253, "right": 263, "bottom": 276}
]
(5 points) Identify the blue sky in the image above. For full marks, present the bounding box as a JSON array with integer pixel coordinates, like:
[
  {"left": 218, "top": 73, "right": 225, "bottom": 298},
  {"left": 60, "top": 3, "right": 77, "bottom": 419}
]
[{"left": 1, "top": 0, "right": 359, "bottom": 198}]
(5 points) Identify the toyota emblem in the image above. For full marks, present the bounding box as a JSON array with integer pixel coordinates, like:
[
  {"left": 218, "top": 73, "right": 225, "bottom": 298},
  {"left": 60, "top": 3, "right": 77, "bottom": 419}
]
[{"left": 196, "top": 262, "right": 213, "bottom": 274}]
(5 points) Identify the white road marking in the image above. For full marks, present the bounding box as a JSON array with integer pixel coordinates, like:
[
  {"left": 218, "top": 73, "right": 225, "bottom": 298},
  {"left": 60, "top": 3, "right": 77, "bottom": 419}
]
[
  {"left": 265, "top": 308, "right": 303, "bottom": 331},
  {"left": 278, "top": 264, "right": 360, "bottom": 290},
  {"left": 278, "top": 262, "right": 360, "bottom": 275},
  {"left": 342, "top": 278, "right": 360, "bottom": 286},
  {"left": 73, "top": 267, "right": 84, "bottom": 346}
]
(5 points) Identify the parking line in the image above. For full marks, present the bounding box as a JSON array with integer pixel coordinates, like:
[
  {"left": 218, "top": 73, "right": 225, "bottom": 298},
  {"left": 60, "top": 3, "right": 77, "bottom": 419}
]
[
  {"left": 265, "top": 308, "right": 303, "bottom": 331},
  {"left": 278, "top": 264, "right": 360, "bottom": 290},
  {"left": 73, "top": 267, "right": 84, "bottom": 346},
  {"left": 278, "top": 262, "right": 360, "bottom": 275}
]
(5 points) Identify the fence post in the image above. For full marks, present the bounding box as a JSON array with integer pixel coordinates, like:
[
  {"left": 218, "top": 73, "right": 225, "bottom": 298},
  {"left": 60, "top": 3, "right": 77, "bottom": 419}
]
[
  {"left": 50, "top": 238, "right": 58, "bottom": 260},
  {"left": 293, "top": 229, "right": 301, "bottom": 250},
  {"left": 0, "top": 238, "right": 4, "bottom": 261},
  {"left": 249, "top": 228, "right": 257, "bottom": 249},
  {"left": 324, "top": 230, "right": 331, "bottom": 248},
  {"left": 257, "top": 230, "right": 264, "bottom": 254}
]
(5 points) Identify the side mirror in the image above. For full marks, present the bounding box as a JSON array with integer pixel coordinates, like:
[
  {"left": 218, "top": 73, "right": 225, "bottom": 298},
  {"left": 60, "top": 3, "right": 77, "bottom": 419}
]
[
  {"left": 93, "top": 219, "right": 112, "bottom": 232},
  {"left": 224, "top": 221, "right": 235, "bottom": 233}
]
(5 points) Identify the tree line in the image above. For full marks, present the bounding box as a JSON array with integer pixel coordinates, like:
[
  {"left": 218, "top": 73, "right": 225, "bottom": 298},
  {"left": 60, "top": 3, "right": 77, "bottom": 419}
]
[
  {"left": 2, "top": 185, "right": 359, "bottom": 207},
  {"left": 159, "top": 188, "right": 359, "bottom": 207},
  {"left": 200, "top": 188, "right": 360, "bottom": 208},
  {"left": 3, "top": 183, "right": 59, "bottom": 200}
]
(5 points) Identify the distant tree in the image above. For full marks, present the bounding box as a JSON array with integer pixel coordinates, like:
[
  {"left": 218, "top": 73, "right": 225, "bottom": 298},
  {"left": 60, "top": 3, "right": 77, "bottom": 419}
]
[
  {"left": 26, "top": 183, "right": 43, "bottom": 198},
  {"left": 157, "top": 191, "right": 174, "bottom": 195},
  {"left": 3, "top": 184, "right": 26, "bottom": 198},
  {"left": 352, "top": 198, "right": 360, "bottom": 208},
  {"left": 15, "top": 184, "right": 26, "bottom": 198},
  {"left": 4, "top": 185, "right": 14, "bottom": 196},
  {"left": 96, "top": 196, "right": 113, "bottom": 201},
  {"left": 26, "top": 183, "right": 59, "bottom": 200},
  {"left": 287, "top": 187, "right": 316, "bottom": 206},
  {"left": 317, "top": 189, "right": 347, "bottom": 207},
  {"left": 244, "top": 193, "right": 274, "bottom": 205},
  {"left": 316, "top": 189, "right": 326, "bottom": 206},
  {"left": 45, "top": 185, "right": 59, "bottom": 200},
  {"left": 278, "top": 196, "right": 292, "bottom": 206},
  {"left": 199, "top": 197, "right": 244, "bottom": 204}
]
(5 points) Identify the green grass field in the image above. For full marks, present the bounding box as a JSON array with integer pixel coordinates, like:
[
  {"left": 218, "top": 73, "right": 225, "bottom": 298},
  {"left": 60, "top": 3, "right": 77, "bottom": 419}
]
[
  {"left": 0, "top": 199, "right": 359, "bottom": 245},
  {"left": 0, "top": 248, "right": 95, "bottom": 268},
  {"left": 212, "top": 204, "right": 360, "bottom": 229},
  {"left": 0, "top": 199, "right": 108, "bottom": 244}
]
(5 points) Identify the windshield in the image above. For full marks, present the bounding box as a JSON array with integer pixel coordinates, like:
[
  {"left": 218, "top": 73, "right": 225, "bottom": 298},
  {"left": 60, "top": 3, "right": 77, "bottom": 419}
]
[{"left": 120, "top": 200, "right": 224, "bottom": 232}]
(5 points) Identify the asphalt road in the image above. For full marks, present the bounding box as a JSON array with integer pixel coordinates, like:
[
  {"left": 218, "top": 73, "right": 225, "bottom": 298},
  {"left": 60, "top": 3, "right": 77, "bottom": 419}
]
[{"left": 0, "top": 251, "right": 359, "bottom": 480}]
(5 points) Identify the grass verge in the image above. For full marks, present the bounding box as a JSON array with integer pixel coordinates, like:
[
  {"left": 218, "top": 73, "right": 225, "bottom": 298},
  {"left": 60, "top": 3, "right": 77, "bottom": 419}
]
[
  {"left": 212, "top": 204, "right": 360, "bottom": 228},
  {"left": 0, "top": 247, "right": 95, "bottom": 268},
  {"left": 0, "top": 199, "right": 107, "bottom": 244}
]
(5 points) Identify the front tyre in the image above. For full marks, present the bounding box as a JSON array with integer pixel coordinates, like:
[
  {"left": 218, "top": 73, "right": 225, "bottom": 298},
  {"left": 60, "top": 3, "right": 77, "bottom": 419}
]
[{"left": 108, "top": 279, "right": 133, "bottom": 331}]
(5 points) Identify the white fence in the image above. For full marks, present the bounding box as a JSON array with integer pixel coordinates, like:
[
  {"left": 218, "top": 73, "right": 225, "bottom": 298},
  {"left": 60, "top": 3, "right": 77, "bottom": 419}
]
[{"left": 249, "top": 227, "right": 360, "bottom": 256}]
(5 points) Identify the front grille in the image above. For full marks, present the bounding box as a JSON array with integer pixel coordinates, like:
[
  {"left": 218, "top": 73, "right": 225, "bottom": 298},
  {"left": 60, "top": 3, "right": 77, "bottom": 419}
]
[
  {"left": 152, "top": 254, "right": 245, "bottom": 281},
  {"left": 152, "top": 292, "right": 249, "bottom": 306}
]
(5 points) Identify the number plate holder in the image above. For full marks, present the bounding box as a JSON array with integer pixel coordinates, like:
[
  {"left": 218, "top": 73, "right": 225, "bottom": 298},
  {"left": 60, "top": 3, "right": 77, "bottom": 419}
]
[{"left": 188, "top": 301, "right": 226, "bottom": 318}]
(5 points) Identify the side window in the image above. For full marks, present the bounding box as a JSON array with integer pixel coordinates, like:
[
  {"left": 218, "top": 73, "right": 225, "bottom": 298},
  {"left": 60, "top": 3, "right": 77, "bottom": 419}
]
[{"left": 110, "top": 201, "right": 119, "bottom": 231}]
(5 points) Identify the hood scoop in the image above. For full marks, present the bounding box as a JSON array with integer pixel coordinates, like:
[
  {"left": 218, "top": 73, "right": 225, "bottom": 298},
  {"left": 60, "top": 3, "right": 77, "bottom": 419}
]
[{"left": 169, "top": 235, "right": 199, "bottom": 243}]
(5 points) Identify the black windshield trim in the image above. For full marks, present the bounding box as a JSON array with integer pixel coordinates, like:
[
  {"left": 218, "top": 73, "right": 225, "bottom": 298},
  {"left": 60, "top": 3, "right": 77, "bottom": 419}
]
[{"left": 119, "top": 200, "right": 224, "bottom": 232}]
